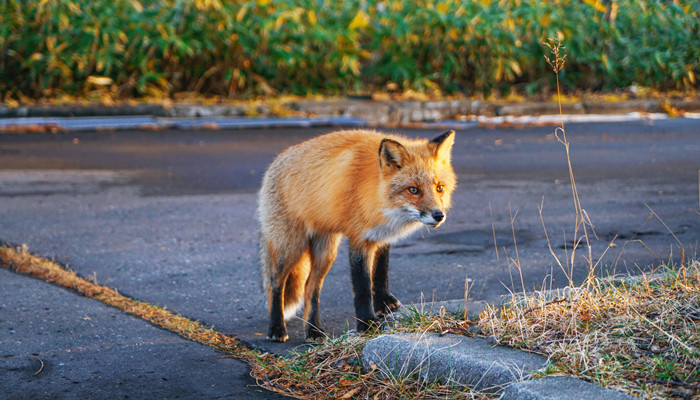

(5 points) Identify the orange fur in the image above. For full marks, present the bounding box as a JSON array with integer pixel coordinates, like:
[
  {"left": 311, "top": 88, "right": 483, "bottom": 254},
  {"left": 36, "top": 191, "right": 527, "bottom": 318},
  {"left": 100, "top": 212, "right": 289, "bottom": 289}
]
[{"left": 258, "top": 129, "right": 456, "bottom": 341}]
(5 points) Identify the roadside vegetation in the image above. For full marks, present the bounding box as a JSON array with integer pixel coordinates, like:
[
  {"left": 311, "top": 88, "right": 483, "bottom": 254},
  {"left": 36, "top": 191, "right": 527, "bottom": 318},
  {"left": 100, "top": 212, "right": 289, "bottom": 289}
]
[
  {"left": 2, "top": 243, "right": 697, "bottom": 399},
  {"left": 1, "top": 0, "right": 698, "bottom": 102},
  {"left": 252, "top": 259, "right": 700, "bottom": 400}
]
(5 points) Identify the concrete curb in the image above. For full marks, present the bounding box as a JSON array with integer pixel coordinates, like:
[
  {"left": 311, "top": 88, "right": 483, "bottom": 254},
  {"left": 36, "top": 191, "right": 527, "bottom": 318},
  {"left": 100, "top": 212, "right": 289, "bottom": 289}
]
[
  {"left": 362, "top": 333, "right": 549, "bottom": 392},
  {"left": 0, "top": 115, "right": 366, "bottom": 132},
  {"left": 2, "top": 102, "right": 699, "bottom": 133},
  {"left": 361, "top": 333, "right": 635, "bottom": 399},
  {"left": 1, "top": 97, "right": 698, "bottom": 125},
  {"left": 499, "top": 376, "right": 635, "bottom": 400},
  {"left": 374, "top": 290, "right": 646, "bottom": 398}
]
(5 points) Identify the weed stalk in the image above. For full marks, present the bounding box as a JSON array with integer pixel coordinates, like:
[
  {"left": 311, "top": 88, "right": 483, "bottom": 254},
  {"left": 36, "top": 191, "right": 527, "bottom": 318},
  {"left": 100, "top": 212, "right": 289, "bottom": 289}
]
[{"left": 544, "top": 36, "right": 596, "bottom": 287}]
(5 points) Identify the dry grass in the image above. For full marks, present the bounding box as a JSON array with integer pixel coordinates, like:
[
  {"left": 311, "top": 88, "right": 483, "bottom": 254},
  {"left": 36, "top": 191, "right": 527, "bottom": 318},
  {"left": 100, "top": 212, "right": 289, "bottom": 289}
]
[
  {"left": 253, "top": 260, "right": 700, "bottom": 399},
  {"left": 3, "top": 243, "right": 697, "bottom": 399},
  {"left": 0, "top": 244, "right": 252, "bottom": 357},
  {"left": 250, "top": 331, "right": 492, "bottom": 400},
  {"left": 462, "top": 38, "right": 700, "bottom": 399},
  {"left": 479, "top": 262, "right": 700, "bottom": 399},
  {"left": 0, "top": 244, "right": 494, "bottom": 399}
]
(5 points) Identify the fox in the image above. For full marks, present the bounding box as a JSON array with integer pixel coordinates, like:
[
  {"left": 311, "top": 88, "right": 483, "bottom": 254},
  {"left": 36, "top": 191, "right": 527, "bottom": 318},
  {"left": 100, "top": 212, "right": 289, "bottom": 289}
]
[{"left": 257, "top": 129, "right": 456, "bottom": 342}]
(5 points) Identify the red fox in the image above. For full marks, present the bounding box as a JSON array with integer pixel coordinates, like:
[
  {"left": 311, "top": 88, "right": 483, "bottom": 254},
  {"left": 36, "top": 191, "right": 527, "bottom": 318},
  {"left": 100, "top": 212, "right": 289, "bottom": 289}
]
[{"left": 258, "top": 129, "right": 456, "bottom": 342}]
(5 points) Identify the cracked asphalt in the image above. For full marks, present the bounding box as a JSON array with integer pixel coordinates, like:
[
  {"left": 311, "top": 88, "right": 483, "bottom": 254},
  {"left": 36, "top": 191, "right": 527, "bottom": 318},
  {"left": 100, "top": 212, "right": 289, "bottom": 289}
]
[{"left": 1, "top": 119, "right": 698, "bottom": 398}]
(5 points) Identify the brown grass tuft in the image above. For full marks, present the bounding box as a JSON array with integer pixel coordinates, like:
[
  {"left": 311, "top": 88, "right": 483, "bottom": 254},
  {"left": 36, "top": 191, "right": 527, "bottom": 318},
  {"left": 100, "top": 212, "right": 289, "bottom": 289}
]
[{"left": 479, "top": 262, "right": 700, "bottom": 399}]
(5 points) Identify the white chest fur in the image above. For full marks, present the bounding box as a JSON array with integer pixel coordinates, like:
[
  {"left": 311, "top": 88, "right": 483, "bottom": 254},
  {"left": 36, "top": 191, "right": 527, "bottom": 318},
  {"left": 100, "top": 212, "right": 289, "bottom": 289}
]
[{"left": 362, "top": 208, "right": 423, "bottom": 243}]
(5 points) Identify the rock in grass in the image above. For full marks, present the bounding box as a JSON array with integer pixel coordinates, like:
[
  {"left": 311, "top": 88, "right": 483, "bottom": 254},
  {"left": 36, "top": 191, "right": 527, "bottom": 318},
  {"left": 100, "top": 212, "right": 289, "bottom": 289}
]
[
  {"left": 362, "top": 333, "right": 549, "bottom": 392},
  {"left": 499, "top": 375, "right": 636, "bottom": 400}
]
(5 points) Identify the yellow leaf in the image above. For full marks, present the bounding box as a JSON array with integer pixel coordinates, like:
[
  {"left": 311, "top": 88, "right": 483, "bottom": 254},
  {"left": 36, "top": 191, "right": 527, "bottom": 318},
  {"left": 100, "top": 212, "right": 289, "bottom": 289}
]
[
  {"left": 308, "top": 10, "right": 316, "bottom": 25},
  {"left": 339, "top": 387, "right": 361, "bottom": 399},
  {"left": 236, "top": 3, "right": 251, "bottom": 22},
  {"left": 509, "top": 60, "right": 522, "bottom": 76},
  {"left": 195, "top": 0, "right": 221, "bottom": 10},
  {"left": 504, "top": 17, "right": 515, "bottom": 31},
  {"left": 436, "top": 1, "right": 449, "bottom": 14},
  {"left": 349, "top": 10, "right": 370, "bottom": 30},
  {"left": 67, "top": 3, "right": 81, "bottom": 13},
  {"left": 130, "top": 0, "right": 143, "bottom": 13},
  {"left": 581, "top": 0, "right": 606, "bottom": 13},
  {"left": 157, "top": 25, "right": 170, "bottom": 40},
  {"left": 87, "top": 76, "right": 113, "bottom": 86},
  {"left": 449, "top": 28, "right": 458, "bottom": 40}
]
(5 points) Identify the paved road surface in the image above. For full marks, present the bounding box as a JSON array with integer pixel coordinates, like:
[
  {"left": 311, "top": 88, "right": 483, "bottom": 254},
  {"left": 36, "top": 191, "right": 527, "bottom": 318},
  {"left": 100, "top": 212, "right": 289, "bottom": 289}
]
[{"left": 0, "top": 119, "right": 698, "bottom": 397}]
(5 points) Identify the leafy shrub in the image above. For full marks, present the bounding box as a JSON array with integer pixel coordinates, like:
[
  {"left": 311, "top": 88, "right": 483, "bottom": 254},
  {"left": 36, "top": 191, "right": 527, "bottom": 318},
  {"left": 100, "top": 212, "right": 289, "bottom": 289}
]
[{"left": 0, "top": 0, "right": 698, "bottom": 100}]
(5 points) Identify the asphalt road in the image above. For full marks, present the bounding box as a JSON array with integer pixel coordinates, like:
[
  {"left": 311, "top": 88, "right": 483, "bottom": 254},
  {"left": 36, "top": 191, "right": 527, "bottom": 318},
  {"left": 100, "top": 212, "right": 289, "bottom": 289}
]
[{"left": 0, "top": 119, "right": 698, "bottom": 397}]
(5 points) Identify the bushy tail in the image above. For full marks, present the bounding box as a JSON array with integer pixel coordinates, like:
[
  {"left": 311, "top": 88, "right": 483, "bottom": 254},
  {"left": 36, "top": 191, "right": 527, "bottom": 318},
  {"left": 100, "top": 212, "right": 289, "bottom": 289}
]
[
  {"left": 259, "top": 240, "right": 310, "bottom": 320},
  {"left": 281, "top": 254, "right": 310, "bottom": 319}
]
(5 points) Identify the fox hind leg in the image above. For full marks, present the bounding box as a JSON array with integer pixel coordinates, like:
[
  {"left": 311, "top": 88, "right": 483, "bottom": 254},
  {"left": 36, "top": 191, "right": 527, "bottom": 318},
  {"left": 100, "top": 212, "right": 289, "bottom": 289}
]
[
  {"left": 372, "top": 244, "right": 401, "bottom": 317},
  {"left": 265, "top": 235, "right": 309, "bottom": 343},
  {"left": 303, "top": 233, "right": 341, "bottom": 341}
]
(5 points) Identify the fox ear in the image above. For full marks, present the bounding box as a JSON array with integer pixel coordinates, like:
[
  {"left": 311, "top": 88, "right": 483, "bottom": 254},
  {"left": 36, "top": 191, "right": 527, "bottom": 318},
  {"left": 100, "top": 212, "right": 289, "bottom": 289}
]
[
  {"left": 379, "top": 138, "right": 408, "bottom": 170},
  {"left": 430, "top": 130, "right": 455, "bottom": 163}
]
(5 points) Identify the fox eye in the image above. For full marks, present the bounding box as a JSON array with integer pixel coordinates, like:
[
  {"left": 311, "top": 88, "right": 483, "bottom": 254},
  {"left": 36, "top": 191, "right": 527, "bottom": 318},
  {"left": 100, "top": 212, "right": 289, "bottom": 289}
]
[
  {"left": 407, "top": 186, "right": 420, "bottom": 195},
  {"left": 436, "top": 184, "right": 444, "bottom": 193}
]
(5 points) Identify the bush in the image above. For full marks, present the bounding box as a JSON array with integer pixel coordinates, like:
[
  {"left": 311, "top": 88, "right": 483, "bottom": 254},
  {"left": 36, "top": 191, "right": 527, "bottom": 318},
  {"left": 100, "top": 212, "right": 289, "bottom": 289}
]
[{"left": 0, "top": 0, "right": 698, "bottom": 100}]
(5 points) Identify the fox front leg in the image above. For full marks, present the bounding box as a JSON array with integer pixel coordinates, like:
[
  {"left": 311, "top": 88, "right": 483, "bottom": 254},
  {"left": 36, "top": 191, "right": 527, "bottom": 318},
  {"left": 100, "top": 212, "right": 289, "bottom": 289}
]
[
  {"left": 349, "top": 245, "right": 379, "bottom": 332},
  {"left": 372, "top": 244, "right": 401, "bottom": 317}
]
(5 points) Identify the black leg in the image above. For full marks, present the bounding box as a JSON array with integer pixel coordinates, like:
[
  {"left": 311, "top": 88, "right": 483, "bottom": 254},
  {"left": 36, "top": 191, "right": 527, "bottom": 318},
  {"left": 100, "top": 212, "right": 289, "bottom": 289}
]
[
  {"left": 267, "top": 285, "right": 288, "bottom": 342},
  {"left": 372, "top": 244, "right": 401, "bottom": 316},
  {"left": 349, "top": 245, "right": 378, "bottom": 332}
]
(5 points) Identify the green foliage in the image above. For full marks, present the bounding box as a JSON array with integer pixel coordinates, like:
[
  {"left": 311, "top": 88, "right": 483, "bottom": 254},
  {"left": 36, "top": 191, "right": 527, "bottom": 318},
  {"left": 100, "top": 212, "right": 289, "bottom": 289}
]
[{"left": 0, "top": 0, "right": 698, "bottom": 100}]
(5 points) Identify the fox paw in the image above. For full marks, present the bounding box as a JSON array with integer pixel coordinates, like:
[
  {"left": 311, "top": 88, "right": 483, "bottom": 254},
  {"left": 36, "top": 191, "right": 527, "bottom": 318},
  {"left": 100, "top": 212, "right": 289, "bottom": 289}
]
[
  {"left": 267, "top": 325, "right": 289, "bottom": 342},
  {"left": 306, "top": 326, "right": 328, "bottom": 342},
  {"left": 357, "top": 316, "right": 381, "bottom": 333},
  {"left": 374, "top": 293, "right": 401, "bottom": 317}
]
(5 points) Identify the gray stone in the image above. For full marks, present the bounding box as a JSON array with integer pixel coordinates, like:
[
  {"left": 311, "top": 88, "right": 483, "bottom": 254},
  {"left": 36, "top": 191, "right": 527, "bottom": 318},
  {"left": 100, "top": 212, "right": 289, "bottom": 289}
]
[
  {"left": 582, "top": 100, "right": 661, "bottom": 114},
  {"left": 167, "top": 104, "right": 246, "bottom": 118},
  {"left": 497, "top": 103, "right": 584, "bottom": 116},
  {"left": 0, "top": 104, "right": 168, "bottom": 118},
  {"left": 669, "top": 98, "right": 700, "bottom": 112},
  {"left": 499, "top": 376, "right": 636, "bottom": 400},
  {"left": 362, "top": 333, "right": 549, "bottom": 392},
  {"left": 289, "top": 99, "right": 475, "bottom": 124},
  {"left": 288, "top": 99, "right": 394, "bottom": 124},
  {"left": 470, "top": 100, "right": 499, "bottom": 116}
]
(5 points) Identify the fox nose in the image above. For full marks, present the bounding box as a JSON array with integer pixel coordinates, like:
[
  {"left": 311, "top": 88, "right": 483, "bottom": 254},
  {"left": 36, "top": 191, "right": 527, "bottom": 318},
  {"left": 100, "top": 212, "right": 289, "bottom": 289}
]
[{"left": 432, "top": 211, "right": 444, "bottom": 222}]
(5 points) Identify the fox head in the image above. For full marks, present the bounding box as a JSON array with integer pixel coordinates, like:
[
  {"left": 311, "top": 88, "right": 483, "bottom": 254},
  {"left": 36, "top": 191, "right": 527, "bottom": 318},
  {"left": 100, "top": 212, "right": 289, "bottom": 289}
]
[{"left": 378, "top": 130, "right": 456, "bottom": 229}]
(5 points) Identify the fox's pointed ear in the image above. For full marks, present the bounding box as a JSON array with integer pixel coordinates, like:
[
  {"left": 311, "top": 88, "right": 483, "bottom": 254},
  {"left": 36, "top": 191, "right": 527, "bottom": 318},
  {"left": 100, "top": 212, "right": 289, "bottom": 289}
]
[
  {"left": 379, "top": 138, "right": 409, "bottom": 170},
  {"left": 430, "top": 130, "right": 455, "bottom": 163}
]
